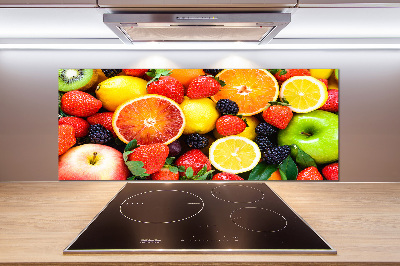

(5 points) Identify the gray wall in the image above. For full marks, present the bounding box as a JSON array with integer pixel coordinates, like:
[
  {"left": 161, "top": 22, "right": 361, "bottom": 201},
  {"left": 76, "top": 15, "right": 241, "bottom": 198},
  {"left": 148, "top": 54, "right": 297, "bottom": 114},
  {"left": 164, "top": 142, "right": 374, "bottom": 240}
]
[{"left": 0, "top": 49, "right": 399, "bottom": 182}]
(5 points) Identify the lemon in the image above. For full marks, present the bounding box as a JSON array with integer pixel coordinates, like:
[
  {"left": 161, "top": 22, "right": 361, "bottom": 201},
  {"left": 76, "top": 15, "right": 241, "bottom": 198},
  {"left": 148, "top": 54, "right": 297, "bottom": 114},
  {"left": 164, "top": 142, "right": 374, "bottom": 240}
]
[
  {"left": 280, "top": 76, "right": 328, "bottom": 113},
  {"left": 209, "top": 136, "right": 261, "bottom": 174},
  {"left": 309, "top": 69, "right": 334, "bottom": 79},
  {"left": 213, "top": 116, "right": 260, "bottom": 141},
  {"left": 95, "top": 76, "right": 147, "bottom": 111},
  {"left": 180, "top": 96, "right": 219, "bottom": 134}
]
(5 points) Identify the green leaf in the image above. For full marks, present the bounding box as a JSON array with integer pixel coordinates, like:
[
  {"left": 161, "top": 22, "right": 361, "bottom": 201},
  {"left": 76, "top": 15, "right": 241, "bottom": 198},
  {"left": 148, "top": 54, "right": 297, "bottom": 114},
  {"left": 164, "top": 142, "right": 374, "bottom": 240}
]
[
  {"left": 146, "top": 69, "right": 172, "bottom": 85},
  {"left": 185, "top": 167, "right": 194, "bottom": 178},
  {"left": 291, "top": 145, "right": 317, "bottom": 170},
  {"left": 125, "top": 161, "right": 149, "bottom": 177},
  {"left": 122, "top": 150, "right": 134, "bottom": 162},
  {"left": 213, "top": 76, "right": 226, "bottom": 87},
  {"left": 195, "top": 170, "right": 214, "bottom": 180},
  {"left": 178, "top": 166, "right": 186, "bottom": 172},
  {"left": 165, "top": 157, "right": 175, "bottom": 166},
  {"left": 124, "top": 139, "right": 138, "bottom": 152},
  {"left": 278, "top": 156, "right": 298, "bottom": 180},
  {"left": 248, "top": 162, "right": 278, "bottom": 180},
  {"left": 169, "top": 166, "right": 179, "bottom": 173},
  {"left": 278, "top": 169, "right": 287, "bottom": 181}
]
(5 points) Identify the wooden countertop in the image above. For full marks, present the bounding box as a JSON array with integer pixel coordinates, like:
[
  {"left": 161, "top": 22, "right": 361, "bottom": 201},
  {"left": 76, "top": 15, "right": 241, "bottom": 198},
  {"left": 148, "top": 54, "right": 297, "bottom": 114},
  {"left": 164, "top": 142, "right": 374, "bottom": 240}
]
[{"left": 0, "top": 182, "right": 399, "bottom": 265}]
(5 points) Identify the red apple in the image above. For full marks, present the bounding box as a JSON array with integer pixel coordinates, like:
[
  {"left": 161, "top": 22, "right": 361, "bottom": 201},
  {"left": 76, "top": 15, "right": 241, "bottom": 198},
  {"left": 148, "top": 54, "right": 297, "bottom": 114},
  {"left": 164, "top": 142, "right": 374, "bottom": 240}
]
[{"left": 58, "top": 144, "right": 130, "bottom": 180}]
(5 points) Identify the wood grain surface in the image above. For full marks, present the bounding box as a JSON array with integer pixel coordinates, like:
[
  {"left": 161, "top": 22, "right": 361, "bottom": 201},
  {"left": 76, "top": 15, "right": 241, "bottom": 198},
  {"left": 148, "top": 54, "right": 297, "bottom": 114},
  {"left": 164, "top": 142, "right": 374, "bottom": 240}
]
[{"left": 0, "top": 182, "right": 399, "bottom": 265}]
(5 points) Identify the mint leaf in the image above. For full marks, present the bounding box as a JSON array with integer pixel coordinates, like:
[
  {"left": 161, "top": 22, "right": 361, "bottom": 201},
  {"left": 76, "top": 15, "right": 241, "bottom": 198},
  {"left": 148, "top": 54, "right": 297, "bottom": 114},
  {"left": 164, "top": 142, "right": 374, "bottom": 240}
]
[
  {"left": 124, "top": 139, "right": 138, "bottom": 152},
  {"left": 291, "top": 145, "right": 317, "bottom": 170},
  {"left": 278, "top": 156, "right": 298, "bottom": 180},
  {"left": 248, "top": 162, "right": 278, "bottom": 180}
]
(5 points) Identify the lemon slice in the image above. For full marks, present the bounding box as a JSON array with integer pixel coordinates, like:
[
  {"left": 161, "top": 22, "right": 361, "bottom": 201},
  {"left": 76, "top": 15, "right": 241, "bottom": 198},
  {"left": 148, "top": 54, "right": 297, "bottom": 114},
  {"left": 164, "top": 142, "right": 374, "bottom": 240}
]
[
  {"left": 209, "top": 136, "right": 261, "bottom": 174},
  {"left": 280, "top": 76, "right": 328, "bottom": 113}
]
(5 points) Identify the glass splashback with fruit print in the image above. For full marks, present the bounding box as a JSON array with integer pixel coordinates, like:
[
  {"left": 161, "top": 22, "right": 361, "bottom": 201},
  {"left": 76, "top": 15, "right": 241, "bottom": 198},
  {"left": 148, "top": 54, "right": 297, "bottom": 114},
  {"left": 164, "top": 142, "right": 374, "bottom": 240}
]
[{"left": 58, "top": 69, "right": 339, "bottom": 181}]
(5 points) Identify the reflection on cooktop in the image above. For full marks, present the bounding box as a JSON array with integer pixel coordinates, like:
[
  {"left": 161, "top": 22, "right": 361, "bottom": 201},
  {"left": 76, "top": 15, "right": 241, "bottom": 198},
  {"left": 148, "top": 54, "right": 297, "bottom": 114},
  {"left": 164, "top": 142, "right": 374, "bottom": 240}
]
[{"left": 64, "top": 182, "right": 336, "bottom": 254}]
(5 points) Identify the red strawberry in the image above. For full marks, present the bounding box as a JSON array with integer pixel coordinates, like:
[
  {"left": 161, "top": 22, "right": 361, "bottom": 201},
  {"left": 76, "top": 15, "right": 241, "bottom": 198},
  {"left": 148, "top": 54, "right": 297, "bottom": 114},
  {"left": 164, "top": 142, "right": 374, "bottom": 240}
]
[
  {"left": 322, "top": 162, "right": 339, "bottom": 181},
  {"left": 58, "top": 124, "right": 76, "bottom": 156},
  {"left": 297, "top": 166, "right": 324, "bottom": 180},
  {"left": 318, "top": 78, "right": 328, "bottom": 88},
  {"left": 147, "top": 76, "right": 185, "bottom": 104},
  {"left": 212, "top": 172, "right": 244, "bottom": 181},
  {"left": 216, "top": 115, "right": 247, "bottom": 136},
  {"left": 87, "top": 112, "right": 116, "bottom": 137},
  {"left": 127, "top": 143, "right": 169, "bottom": 174},
  {"left": 187, "top": 75, "right": 223, "bottom": 99},
  {"left": 176, "top": 149, "right": 211, "bottom": 177},
  {"left": 269, "top": 69, "right": 311, "bottom": 82},
  {"left": 151, "top": 167, "right": 180, "bottom": 180},
  {"left": 262, "top": 104, "right": 293, "bottom": 130},
  {"left": 123, "top": 69, "right": 149, "bottom": 77},
  {"left": 61, "top": 91, "right": 102, "bottom": 117},
  {"left": 58, "top": 117, "right": 90, "bottom": 138},
  {"left": 319, "top": 89, "right": 338, "bottom": 113}
]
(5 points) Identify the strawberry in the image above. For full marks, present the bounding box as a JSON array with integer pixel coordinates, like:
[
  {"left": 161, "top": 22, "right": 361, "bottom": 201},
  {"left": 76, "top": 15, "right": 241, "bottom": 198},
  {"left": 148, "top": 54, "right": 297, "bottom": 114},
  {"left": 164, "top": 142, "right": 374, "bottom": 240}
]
[
  {"left": 216, "top": 115, "right": 247, "bottom": 136},
  {"left": 212, "top": 172, "right": 244, "bottom": 181},
  {"left": 262, "top": 102, "right": 293, "bottom": 130},
  {"left": 58, "top": 124, "right": 76, "bottom": 156},
  {"left": 187, "top": 75, "right": 224, "bottom": 99},
  {"left": 61, "top": 91, "right": 102, "bottom": 117},
  {"left": 127, "top": 143, "right": 169, "bottom": 174},
  {"left": 147, "top": 75, "right": 185, "bottom": 104},
  {"left": 322, "top": 162, "right": 339, "bottom": 180},
  {"left": 58, "top": 117, "right": 90, "bottom": 138},
  {"left": 297, "top": 166, "right": 324, "bottom": 180},
  {"left": 269, "top": 69, "right": 311, "bottom": 82},
  {"left": 123, "top": 69, "right": 149, "bottom": 77},
  {"left": 87, "top": 112, "right": 116, "bottom": 137},
  {"left": 176, "top": 149, "right": 211, "bottom": 177},
  {"left": 151, "top": 167, "right": 180, "bottom": 180},
  {"left": 319, "top": 89, "right": 338, "bottom": 113},
  {"left": 318, "top": 78, "right": 328, "bottom": 88}
]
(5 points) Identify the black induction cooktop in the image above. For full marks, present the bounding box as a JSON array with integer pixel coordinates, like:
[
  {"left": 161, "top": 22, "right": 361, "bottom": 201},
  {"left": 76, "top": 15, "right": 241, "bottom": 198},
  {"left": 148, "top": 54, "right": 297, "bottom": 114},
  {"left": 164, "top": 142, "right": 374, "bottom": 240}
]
[{"left": 64, "top": 182, "right": 336, "bottom": 254}]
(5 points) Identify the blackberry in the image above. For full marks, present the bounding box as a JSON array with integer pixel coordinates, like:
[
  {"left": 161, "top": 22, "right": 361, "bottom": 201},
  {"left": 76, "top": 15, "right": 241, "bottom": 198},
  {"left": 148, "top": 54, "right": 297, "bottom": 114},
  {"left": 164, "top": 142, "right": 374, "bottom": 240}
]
[
  {"left": 88, "top": 124, "right": 113, "bottom": 144},
  {"left": 101, "top": 69, "right": 122, "bottom": 78},
  {"left": 203, "top": 69, "right": 223, "bottom": 76},
  {"left": 186, "top": 133, "right": 209, "bottom": 149},
  {"left": 255, "top": 122, "right": 278, "bottom": 136},
  {"left": 255, "top": 135, "right": 274, "bottom": 152},
  {"left": 262, "top": 145, "right": 291, "bottom": 165},
  {"left": 168, "top": 140, "right": 182, "bottom": 157},
  {"left": 216, "top": 99, "right": 239, "bottom": 115}
]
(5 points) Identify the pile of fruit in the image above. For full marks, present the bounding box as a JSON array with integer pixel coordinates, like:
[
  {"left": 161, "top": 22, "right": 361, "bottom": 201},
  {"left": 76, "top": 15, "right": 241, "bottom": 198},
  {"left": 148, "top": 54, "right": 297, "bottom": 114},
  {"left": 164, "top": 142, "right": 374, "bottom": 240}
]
[{"left": 58, "top": 68, "right": 339, "bottom": 181}]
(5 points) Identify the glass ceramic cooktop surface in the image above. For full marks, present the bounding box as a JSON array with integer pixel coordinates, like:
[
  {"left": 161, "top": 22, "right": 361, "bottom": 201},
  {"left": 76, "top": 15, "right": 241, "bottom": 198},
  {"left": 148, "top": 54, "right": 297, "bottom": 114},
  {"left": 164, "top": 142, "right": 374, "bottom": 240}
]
[{"left": 64, "top": 182, "right": 336, "bottom": 254}]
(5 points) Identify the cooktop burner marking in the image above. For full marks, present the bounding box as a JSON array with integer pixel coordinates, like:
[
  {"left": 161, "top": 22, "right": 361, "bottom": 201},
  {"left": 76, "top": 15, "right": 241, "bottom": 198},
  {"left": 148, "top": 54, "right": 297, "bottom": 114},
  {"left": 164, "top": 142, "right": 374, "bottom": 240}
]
[
  {"left": 120, "top": 190, "right": 204, "bottom": 224},
  {"left": 211, "top": 185, "right": 265, "bottom": 203},
  {"left": 230, "top": 207, "right": 287, "bottom": 233}
]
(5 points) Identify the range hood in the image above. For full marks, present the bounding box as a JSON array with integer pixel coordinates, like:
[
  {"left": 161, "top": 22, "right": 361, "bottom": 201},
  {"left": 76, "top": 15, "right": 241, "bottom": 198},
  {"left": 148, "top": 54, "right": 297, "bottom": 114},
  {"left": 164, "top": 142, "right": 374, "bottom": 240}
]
[{"left": 103, "top": 13, "right": 291, "bottom": 45}]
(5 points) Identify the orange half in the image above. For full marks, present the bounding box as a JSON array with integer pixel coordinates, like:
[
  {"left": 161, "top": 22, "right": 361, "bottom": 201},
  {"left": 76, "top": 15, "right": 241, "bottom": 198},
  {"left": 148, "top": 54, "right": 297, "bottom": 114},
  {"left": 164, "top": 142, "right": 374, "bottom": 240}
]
[
  {"left": 112, "top": 95, "right": 185, "bottom": 145},
  {"left": 212, "top": 69, "right": 279, "bottom": 116}
]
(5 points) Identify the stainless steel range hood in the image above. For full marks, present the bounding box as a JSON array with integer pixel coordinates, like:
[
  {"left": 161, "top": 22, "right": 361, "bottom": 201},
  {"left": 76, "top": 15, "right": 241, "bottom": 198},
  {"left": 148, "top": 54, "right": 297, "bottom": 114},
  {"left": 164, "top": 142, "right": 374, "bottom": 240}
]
[{"left": 103, "top": 13, "right": 291, "bottom": 45}]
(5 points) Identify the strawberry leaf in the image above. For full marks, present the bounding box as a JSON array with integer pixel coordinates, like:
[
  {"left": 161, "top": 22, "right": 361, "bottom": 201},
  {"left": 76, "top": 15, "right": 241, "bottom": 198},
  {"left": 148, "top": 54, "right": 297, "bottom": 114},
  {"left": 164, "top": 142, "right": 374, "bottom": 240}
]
[
  {"left": 278, "top": 156, "right": 298, "bottom": 180},
  {"left": 124, "top": 139, "right": 138, "bottom": 152},
  {"left": 122, "top": 150, "right": 134, "bottom": 162},
  {"left": 213, "top": 76, "right": 226, "bottom": 87},
  {"left": 185, "top": 167, "right": 194, "bottom": 178},
  {"left": 125, "top": 160, "right": 149, "bottom": 177},
  {"left": 178, "top": 166, "right": 186, "bottom": 172},
  {"left": 268, "top": 69, "right": 287, "bottom": 76},
  {"left": 268, "top": 99, "right": 291, "bottom": 106},
  {"left": 169, "top": 166, "right": 179, "bottom": 174},
  {"left": 248, "top": 162, "right": 278, "bottom": 180},
  {"left": 146, "top": 69, "right": 172, "bottom": 85},
  {"left": 165, "top": 157, "right": 175, "bottom": 166},
  {"left": 291, "top": 145, "right": 317, "bottom": 170}
]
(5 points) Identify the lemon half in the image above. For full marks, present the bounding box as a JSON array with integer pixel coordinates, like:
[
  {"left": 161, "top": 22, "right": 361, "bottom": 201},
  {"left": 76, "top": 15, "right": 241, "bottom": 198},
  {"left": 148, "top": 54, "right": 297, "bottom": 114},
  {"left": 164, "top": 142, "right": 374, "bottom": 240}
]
[{"left": 209, "top": 136, "right": 261, "bottom": 174}]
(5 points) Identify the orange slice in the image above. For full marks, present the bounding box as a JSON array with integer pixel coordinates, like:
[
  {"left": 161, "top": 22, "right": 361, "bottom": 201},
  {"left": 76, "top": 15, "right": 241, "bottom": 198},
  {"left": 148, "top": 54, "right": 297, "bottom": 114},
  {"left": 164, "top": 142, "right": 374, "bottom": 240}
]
[
  {"left": 212, "top": 69, "right": 279, "bottom": 116},
  {"left": 112, "top": 95, "right": 185, "bottom": 145}
]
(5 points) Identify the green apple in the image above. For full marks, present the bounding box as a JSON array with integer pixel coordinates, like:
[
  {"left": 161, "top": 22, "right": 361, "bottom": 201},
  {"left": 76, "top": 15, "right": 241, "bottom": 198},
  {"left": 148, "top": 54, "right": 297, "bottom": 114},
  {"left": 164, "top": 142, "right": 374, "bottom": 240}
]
[
  {"left": 334, "top": 69, "right": 339, "bottom": 80},
  {"left": 277, "top": 110, "right": 338, "bottom": 164}
]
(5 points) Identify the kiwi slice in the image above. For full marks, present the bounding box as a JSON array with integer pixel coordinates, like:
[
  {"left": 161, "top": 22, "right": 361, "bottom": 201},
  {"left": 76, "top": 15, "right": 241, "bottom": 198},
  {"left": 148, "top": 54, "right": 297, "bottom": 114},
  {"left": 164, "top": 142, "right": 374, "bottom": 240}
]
[{"left": 58, "top": 69, "right": 98, "bottom": 92}]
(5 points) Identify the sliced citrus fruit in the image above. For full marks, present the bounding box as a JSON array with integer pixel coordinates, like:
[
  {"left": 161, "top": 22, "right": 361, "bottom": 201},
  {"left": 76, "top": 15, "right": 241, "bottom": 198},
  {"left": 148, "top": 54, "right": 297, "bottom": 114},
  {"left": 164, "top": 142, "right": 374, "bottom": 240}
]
[
  {"left": 280, "top": 76, "right": 328, "bottom": 113},
  {"left": 209, "top": 136, "right": 261, "bottom": 174},
  {"left": 211, "top": 69, "right": 279, "bottom": 116},
  {"left": 112, "top": 94, "right": 185, "bottom": 145}
]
